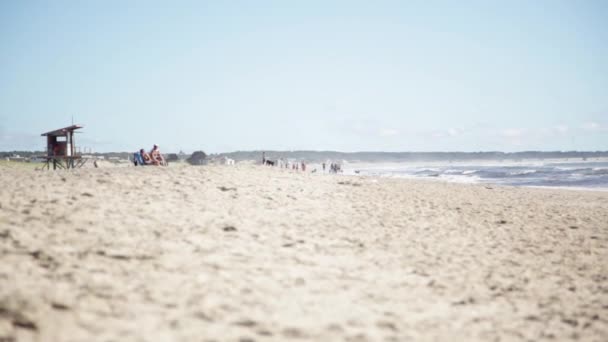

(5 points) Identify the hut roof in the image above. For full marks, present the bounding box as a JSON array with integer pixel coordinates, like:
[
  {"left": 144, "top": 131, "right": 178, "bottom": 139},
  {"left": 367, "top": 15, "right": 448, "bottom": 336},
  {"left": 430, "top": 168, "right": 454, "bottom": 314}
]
[{"left": 41, "top": 125, "right": 83, "bottom": 137}]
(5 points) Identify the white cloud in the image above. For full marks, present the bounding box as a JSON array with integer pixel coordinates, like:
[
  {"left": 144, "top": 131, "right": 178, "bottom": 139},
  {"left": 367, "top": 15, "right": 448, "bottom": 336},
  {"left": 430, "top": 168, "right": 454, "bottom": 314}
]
[
  {"left": 581, "top": 122, "right": 607, "bottom": 132},
  {"left": 500, "top": 128, "right": 526, "bottom": 138},
  {"left": 553, "top": 124, "right": 569, "bottom": 134},
  {"left": 447, "top": 128, "right": 463, "bottom": 137},
  {"left": 379, "top": 128, "right": 399, "bottom": 137},
  {"left": 538, "top": 124, "right": 570, "bottom": 137},
  {"left": 430, "top": 128, "right": 464, "bottom": 138}
]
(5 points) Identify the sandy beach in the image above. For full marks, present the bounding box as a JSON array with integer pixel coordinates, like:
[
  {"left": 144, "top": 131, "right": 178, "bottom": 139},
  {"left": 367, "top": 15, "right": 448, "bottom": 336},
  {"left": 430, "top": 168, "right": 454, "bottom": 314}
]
[{"left": 1, "top": 163, "right": 607, "bottom": 341}]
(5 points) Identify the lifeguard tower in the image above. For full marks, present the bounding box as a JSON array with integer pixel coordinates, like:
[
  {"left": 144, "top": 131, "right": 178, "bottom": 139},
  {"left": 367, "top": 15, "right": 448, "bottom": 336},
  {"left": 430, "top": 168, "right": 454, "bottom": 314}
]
[{"left": 40, "top": 125, "right": 87, "bottom": 170}]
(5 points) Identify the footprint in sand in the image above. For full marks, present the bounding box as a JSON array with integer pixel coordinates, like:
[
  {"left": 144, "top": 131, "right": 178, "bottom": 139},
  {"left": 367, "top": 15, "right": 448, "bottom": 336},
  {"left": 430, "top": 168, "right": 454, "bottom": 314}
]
[
  {"left": 282, "top": 327, "right": 306, "bottom": 338},
  {"left": 223, "top": 226, "right": 237, "bottom": 232}
]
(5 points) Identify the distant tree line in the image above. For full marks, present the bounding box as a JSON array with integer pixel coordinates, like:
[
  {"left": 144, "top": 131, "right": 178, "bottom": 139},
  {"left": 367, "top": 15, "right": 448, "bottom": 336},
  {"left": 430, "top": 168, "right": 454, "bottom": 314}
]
[
  {"left": 187, "top": 151, "right": 207, "bottom": 165},
  {"left": 0, "top": 151, "right": 45, "bottom": 158}
]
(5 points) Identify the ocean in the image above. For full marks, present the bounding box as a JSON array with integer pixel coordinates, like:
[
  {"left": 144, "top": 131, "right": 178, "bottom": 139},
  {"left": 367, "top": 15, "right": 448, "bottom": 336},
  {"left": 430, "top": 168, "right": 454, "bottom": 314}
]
[{"left": 345, "top": 159, "right": 608, "bottom": 190}]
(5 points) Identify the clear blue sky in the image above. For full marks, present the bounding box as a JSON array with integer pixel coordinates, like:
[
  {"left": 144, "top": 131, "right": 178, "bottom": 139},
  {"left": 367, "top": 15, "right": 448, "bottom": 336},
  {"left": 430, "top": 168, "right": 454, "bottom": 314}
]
[{"left": 1, "top": 0, "right": 607, "bottom": 153}]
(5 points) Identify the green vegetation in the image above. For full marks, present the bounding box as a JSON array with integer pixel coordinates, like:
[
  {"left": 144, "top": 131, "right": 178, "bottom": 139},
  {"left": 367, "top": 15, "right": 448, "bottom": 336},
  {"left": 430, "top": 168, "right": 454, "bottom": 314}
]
[{"left": 0, "top": 160, "right": 41, "bottom": 170}]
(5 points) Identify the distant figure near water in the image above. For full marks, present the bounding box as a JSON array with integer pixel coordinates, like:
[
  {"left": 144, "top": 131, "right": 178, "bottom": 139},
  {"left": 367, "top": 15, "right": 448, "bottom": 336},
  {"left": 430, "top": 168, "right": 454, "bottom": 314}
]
[
  {"left": 329, "top": 163, "right": 342, "bottom": 174},
  {"left": 262, "top": 152, "right": 275, "bottom": 166},
  {"left": 258, "top": 153, "right": 311, "bottom": 172}
]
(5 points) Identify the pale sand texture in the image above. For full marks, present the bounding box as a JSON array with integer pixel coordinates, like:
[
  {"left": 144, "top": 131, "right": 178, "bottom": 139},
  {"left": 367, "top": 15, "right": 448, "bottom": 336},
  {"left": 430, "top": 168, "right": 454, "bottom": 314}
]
[{"left": 0, "top": 164, "right": 607, "bottom": 341}]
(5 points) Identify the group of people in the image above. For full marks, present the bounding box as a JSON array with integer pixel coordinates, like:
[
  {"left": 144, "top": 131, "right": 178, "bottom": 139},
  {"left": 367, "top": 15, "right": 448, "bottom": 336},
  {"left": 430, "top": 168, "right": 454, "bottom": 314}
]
[
  {"left": 323, "top": 162, "right": 342, "bottom": 174},
  {"left": 263, "top": 153, "right": 308, "bottom": 171},
  {"left": 262, "top": 153, "right": 342, "bottom": 174},
  {"left": 133, "top": 144, "right": 166, "bottom": 166},
  {"left": 290, "top": 160, "right": 306, "bottom": 171}
]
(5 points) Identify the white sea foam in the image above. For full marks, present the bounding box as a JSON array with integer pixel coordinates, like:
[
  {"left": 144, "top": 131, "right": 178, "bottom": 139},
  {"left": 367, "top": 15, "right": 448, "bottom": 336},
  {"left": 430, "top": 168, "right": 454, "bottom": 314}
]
[
  {"left": 346, "top": 160, "right": 608, "bottom": 190},
  {"left": 510, "top": 169, "right": 537, "bottom": 176}
]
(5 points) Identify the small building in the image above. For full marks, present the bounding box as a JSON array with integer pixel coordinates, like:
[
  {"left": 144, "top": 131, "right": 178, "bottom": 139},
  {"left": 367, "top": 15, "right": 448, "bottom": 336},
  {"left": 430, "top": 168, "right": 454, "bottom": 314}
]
[
  {"left": 218, "top": 156, "right": 235, "bottom": 165},
  {"left": 40, "top": 125, "right": 85, "bottom": 169},
  {"left": 7, "top": 154, "right": 26, "bottom": 162}
]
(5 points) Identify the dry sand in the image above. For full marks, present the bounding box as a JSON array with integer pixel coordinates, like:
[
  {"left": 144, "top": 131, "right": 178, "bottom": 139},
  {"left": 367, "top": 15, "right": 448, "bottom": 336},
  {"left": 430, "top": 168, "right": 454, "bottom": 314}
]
[{"left": 0, "top": 164, "right": 607, "bottom": 341}]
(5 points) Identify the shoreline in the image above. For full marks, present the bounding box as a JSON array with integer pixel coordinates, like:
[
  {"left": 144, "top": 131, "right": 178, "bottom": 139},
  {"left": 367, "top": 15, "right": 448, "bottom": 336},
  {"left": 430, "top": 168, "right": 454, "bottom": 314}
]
[
  {"left": 343, "top": 159, "right": 608, "bottom": 192},
  {"left": 350, "top": 172, "right": 608, "bottom": 192}
]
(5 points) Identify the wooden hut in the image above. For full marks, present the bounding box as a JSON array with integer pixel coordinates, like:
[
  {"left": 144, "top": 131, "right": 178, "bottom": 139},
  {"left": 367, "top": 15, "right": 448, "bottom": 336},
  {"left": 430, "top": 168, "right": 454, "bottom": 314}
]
[{"left": 40, "top": 125, "right": 85, "bottom": 169}]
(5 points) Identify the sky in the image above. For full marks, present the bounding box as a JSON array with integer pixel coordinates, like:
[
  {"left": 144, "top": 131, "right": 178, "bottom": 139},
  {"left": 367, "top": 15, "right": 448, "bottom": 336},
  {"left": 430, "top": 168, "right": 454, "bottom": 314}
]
[{"left": 1, "top": 0, "right": 607, "bottom": 153}]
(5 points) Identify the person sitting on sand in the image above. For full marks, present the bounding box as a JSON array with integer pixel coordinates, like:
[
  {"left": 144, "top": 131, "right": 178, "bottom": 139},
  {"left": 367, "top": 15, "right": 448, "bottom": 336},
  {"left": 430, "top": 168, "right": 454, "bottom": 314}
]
[
  {"left": 133, "top": 148, "right": 153, "bottom": 166},
  {"left": 141, "top": 149, "right": 153, "bottom": 165},
  {"left": 150, "top": 144, "right": 165, "bottom": 166},
  {"left": 133, "top": 149, "right": 145, "bottom": 166}
]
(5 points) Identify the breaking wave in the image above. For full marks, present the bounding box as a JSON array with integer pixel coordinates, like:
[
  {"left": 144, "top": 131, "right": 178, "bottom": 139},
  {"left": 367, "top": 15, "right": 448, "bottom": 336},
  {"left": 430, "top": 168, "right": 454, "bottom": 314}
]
[{"left": 351, "top": 161, "right": 608, "bottom": 189}]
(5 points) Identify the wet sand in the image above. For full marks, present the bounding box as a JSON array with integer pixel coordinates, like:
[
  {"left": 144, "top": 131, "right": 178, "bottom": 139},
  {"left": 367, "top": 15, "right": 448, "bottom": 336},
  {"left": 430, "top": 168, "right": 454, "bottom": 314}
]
[{"left": 1, "top": 164, "right": 607, "bottom": 341}]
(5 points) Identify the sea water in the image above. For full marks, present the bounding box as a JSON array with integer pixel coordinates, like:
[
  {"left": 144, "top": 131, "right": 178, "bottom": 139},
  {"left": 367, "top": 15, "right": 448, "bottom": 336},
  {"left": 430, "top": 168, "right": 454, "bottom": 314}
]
[{"left": 346, "top": 160, "right": 608, "bottom": 190}]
